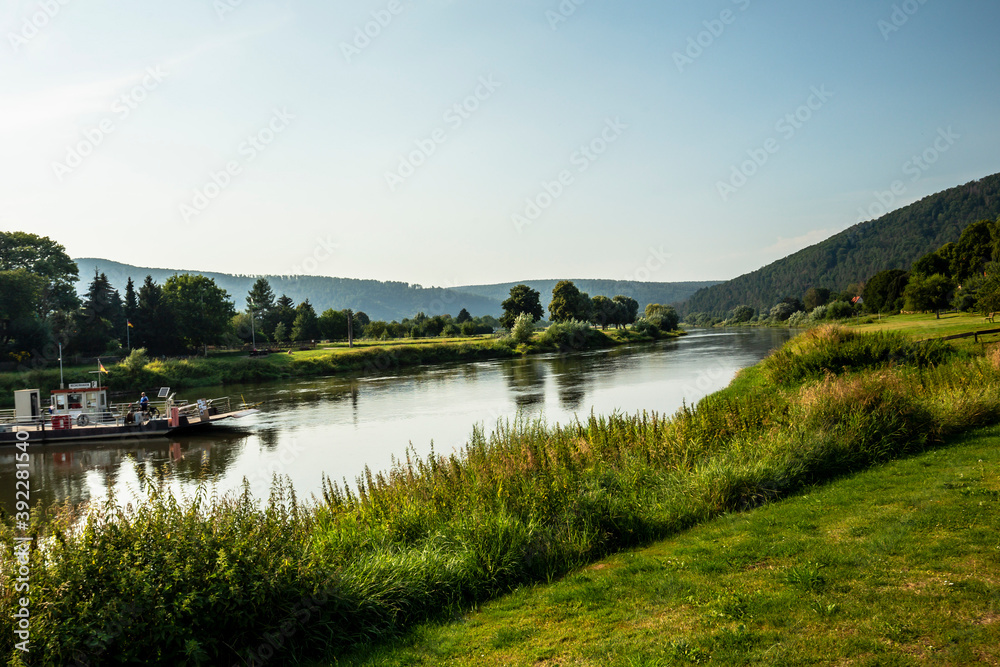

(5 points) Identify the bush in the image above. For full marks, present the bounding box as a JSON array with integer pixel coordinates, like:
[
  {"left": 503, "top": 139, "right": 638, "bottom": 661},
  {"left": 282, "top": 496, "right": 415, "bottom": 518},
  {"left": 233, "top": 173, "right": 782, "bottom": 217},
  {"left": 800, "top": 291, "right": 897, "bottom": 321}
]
[
  {"left": 786, "top": 311, "right": 809, "bottom": 327},
  {"left": 810, "top": 305, "right": 828, "bottom": 321},
  {"left": 825, "top": 301, "right": 854, "bottom": 320},
  {"left": 769, "top": 302, "right": 797, "bottom": 322},
  {"left": 537, "top": 320, "right": 594, "bottom": 351},
  {"left": 510, "top": 313, "right": 535, "bottom": 345},
  {"left": 631, "top": 318, "right": 660, "bottom": 338}
]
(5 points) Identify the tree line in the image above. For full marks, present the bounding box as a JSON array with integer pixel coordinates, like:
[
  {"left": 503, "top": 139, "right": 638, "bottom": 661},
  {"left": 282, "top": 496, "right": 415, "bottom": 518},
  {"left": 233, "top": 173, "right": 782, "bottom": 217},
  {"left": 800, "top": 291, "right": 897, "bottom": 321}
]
[{"left": 0, "top": 231, "right": 676, "bottom": 365}]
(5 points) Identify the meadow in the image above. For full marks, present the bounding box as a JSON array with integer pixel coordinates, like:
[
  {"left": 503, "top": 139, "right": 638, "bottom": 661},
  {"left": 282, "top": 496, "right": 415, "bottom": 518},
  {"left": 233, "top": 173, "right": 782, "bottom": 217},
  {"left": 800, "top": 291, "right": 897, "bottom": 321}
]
[{"left": 1, "top": 325, "right": 998, "bottom": 664}]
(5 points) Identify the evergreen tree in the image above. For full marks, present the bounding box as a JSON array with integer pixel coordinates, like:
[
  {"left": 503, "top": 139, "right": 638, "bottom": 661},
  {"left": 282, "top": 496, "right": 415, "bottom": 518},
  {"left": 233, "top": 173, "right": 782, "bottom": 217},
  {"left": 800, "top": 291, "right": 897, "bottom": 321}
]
[
  {"left": 291, "top": 300, "right": 320, "bottom": 342},
  {"left": 133, "top": 275, "right": 182, "bottom": 356},
  {"left": 124, "top": 277, "right": 138, "bottom": 322},
  {"left": 456, "top": 308, "right": 472, "bottom": 324},
  {"left": 71, "top": 270, "right": 118, "bottom": 355},
  {"left": 274, "top": 294, "right": 296, "bottom": 337},
  {"left": 247, "top": 278, "right": 276, "bottom": 337}
]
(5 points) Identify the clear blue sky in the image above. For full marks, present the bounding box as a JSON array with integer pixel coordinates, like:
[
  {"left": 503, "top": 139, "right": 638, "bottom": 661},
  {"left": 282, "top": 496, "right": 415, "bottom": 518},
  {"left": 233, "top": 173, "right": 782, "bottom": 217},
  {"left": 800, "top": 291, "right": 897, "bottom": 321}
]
[{"left": 2, "top": 0, "right": 998, "bottom": 287}]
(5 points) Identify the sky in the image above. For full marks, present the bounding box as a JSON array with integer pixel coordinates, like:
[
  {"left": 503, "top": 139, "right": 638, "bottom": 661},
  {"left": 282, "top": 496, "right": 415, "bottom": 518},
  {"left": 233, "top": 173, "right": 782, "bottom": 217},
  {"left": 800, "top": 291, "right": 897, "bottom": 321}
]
[{"left": 2, "top": 0, "right": 998, "bottom": 288}]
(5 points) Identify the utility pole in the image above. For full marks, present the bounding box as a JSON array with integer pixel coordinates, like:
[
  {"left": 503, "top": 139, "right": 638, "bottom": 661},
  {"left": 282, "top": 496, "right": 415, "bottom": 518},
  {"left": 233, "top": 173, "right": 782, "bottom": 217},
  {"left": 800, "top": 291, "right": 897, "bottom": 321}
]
[{"left": 347, "top": 310, "right": 354, "bottom": 348}]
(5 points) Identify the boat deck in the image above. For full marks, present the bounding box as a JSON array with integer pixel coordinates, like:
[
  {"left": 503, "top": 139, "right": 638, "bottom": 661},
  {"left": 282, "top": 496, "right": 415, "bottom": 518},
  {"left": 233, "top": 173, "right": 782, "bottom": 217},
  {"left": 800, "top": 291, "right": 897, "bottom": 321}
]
[{"left": 0, "top": 397, "right": 258, "bottom": 445}]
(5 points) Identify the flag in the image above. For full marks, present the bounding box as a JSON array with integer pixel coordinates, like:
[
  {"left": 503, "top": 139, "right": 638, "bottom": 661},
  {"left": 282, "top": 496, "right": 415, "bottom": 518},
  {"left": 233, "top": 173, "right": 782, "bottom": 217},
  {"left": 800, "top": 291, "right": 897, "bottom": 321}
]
[
  {"left": 98, "top": 361, "right": 108, "bottom": 374},
  {"left": 127, "top": 320, "right": 134, "bottom": 328}
]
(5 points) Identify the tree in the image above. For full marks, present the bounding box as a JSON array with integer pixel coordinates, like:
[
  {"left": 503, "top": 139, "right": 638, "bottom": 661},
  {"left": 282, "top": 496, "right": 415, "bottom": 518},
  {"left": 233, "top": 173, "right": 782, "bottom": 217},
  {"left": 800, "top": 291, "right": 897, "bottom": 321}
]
[
  {"left": 354, "top": 311, "right": 370, "bottom": 327},
  {"left": 162, "top": 274, "right": 236, "bottom": 352},
  {"left": 132, "top": 275, "right": 181, "bottom": 356},
  {"left": 291, "top": 300, "right": 320, "bottom": 342},
  {"left": 124, "top": 277, "right": 138, "bottom": 323},
  {"left": 456, "top": 308, "right": 472, "bottom": 324},
  {"left": 0, "top": 231, "right": 80, "bottom": 316},
  {"left": 729, "top": 305, "right": 755, "bottom": 323},
  {"left": 903, "top": 273, "right": 953, "bottom": 317},
  {"left": 273, "top": 321, "right": 288, "bottom": 343},
  {"left": 318, "top": 308, "right": 348, "bottom": 340},
  {"left": 0, "top": 269, "right": 44, "bottom": 350},
  {"left": 645, "top": 303, "right": 679, "bottom": 331},
  {"left": 975, "top": 267, "right": 1000, "bottom": 315},
  {"left": 769, "top": 302, "right": 797, "bottom": 322},
  {"left": 549, "top": 281, "right": 591, "bottom": 322},
  {"left": 501, "top": 284, "right": 544, "bottom": 329},
  {"left": 247, "top": 278, "right": 276, "bottom": 337},
  {"left": 590, "top": 295, "right": 617, "bottom": 330},
  {"left": 71, "top": 270, "right": 121, "bottom": 356},
  {"left": 803, "top": 288, "right": 831, "bottom": 311},
  {"left": 950, "top": 219, "right": 996, "bottom": 280},
  {"left": 911, "top": 251, "right": 950, "bottom": 278},
  {"left": 274, "top": 294, "right": 296, "bottom": 339},
  {"left": 862, "top": 269, "right": 909, "bottom": 312},
  {"left": 612, "top": 295, "right": 639, "bottom": 327}
]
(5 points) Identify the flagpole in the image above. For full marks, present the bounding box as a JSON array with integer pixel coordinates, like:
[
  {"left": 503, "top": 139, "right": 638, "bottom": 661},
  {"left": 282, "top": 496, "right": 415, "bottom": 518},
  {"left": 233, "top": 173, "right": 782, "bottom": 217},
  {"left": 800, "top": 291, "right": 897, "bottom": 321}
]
[{"left": 127, "top": 321, "right": 130, "bottom": 351}]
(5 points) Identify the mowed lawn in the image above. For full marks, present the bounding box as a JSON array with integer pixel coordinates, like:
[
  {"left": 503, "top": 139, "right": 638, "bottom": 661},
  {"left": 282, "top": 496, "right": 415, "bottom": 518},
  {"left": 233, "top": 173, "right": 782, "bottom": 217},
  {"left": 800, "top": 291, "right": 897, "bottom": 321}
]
[
  {"left": 850, "top": 311, "right": 1000, "bottom": 341},
  {"left": 331, "top": 426, "right": 1000, "bottom": 666}
]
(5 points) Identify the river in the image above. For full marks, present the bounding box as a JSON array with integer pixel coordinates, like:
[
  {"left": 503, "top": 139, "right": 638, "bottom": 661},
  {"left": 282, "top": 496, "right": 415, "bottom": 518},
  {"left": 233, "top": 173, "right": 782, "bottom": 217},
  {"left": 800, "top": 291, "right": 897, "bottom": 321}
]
[{"left": 1, "top": 328, "right": 795, "bottom": 513}]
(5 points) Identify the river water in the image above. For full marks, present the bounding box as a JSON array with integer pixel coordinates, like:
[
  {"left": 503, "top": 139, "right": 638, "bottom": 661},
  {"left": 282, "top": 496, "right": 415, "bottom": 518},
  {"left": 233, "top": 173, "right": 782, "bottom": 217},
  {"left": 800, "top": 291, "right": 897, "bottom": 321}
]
[{"left": 1, "top": 328, "right": 795, "bottom": 513}]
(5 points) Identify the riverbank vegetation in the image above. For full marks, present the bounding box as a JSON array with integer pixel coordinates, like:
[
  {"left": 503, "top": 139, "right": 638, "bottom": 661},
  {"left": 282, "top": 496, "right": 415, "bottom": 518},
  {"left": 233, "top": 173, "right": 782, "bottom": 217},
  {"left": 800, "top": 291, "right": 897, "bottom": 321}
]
[{"left": 3, "top": 326, "right": 1000, "bottom": 664}]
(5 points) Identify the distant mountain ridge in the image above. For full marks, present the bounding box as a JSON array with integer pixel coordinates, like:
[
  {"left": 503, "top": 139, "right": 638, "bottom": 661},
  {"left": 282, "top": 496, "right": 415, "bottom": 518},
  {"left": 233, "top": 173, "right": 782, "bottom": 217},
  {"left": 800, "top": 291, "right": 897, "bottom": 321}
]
[
  {"left": 72, "top": 258, "right": 719, "bottom": 322},
  {"left": 681, "top": 173, "right": 1000, "bottom": 316}
]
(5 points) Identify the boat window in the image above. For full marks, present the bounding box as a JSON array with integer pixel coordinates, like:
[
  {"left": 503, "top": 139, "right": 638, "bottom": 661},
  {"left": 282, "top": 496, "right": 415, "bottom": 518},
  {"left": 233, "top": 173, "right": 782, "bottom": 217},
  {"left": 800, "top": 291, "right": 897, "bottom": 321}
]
[
  {"left": 99, "top": 394, "right": 106, "bottom": 406},
  {"left": 68, "top": 394, "right": 82, "bottom": 409},
  {"left": 55, "top": 395, "right": 67, "bottom": 410}
]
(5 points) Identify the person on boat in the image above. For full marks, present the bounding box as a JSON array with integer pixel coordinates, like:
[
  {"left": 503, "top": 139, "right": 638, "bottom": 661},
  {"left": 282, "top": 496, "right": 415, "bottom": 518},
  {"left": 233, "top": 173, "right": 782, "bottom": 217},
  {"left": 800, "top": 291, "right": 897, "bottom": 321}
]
[{"left": 139, "top": 392, "right": 149, "bottom": 413}]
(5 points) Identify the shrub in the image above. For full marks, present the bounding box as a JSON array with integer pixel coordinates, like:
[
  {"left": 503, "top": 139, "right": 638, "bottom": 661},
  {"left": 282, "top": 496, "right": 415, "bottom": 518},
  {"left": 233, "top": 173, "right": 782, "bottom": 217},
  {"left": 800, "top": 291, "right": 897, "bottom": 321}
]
[
  {"left": 787, "top": 311, "right": 809, "bottom": 327},
  {"left": 825, "top": 301, "right": 854, "bottom": 320},
  {"left": 810, "top": 305, "right": 828, "bottom": 321},
  {"left": 510, "top": 313, "right": 535, "bottom": 345},
  {"left": 631, "top": 318, "right": 660, "bottom": 338},
  {"left": 538, "top": 320, "right": 594, "bottom": 351}
]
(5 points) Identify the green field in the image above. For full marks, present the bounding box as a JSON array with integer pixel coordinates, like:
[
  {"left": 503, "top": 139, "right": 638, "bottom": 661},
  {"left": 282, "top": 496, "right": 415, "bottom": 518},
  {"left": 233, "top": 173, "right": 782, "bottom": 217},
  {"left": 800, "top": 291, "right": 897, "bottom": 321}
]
[
  {"left": 849, "top": 311, "right": 1000, "bottom": 342},
  {"left": 334, "top": 426, "right": 1000, "bottom": 666}
]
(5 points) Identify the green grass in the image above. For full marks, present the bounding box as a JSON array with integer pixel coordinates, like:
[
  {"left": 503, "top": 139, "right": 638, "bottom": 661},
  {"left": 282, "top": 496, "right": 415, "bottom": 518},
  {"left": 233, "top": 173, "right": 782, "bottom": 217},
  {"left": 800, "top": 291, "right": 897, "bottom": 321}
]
[
  {"left": 2, "top": 325, "right": 998, "bottom": 664},
  {"left": 334, "top": 426, "right": 1000, "bottom": 666},
  {"left": 850, "top": 311, "right": 1000, "bottom": 341}
]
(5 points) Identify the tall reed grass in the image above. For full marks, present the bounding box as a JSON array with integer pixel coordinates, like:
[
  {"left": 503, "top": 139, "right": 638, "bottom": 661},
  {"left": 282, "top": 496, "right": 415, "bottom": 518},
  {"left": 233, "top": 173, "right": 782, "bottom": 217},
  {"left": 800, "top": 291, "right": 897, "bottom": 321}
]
[{"left": 3, "top": 326, "right": 1000, "bottom": 664}]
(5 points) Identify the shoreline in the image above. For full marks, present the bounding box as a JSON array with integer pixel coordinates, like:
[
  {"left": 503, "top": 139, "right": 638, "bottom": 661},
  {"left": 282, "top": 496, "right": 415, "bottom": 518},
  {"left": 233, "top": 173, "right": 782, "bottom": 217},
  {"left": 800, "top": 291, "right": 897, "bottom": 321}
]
[{"left": 0, "top": 328, "right": 682, "bottom": 407}]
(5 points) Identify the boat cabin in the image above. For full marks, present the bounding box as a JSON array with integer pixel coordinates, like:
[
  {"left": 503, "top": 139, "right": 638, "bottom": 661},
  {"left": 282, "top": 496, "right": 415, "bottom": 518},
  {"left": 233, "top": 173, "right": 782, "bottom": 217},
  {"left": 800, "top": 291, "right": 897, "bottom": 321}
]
[{"left": 50, "top": 383, "right": 110, "bottom": 424}]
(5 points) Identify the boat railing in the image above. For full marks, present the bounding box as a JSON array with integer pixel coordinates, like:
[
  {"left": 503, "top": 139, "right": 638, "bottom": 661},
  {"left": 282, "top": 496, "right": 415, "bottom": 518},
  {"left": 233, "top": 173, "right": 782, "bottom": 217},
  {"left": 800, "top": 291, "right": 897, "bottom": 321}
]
[{"left": 0, "top": 410, "right": 124, "bottom": 431}]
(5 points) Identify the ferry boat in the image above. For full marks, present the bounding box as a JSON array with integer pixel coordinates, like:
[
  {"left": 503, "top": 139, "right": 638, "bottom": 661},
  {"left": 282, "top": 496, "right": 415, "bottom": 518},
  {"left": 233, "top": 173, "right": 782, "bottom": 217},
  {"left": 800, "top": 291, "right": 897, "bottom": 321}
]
[{"left": 0, "top": 384, "right": 259, "bottom": 445}]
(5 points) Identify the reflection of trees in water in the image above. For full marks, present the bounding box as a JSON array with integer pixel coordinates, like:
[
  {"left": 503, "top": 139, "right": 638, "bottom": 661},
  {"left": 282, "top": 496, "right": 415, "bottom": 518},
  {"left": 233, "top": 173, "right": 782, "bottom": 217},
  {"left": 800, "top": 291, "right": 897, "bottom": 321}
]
[
  {"left": 502, "top": 358, "right": 546, "bottom": 408},
  {"left": 549, "top": 356, "right": 590, "bottom": 412}
]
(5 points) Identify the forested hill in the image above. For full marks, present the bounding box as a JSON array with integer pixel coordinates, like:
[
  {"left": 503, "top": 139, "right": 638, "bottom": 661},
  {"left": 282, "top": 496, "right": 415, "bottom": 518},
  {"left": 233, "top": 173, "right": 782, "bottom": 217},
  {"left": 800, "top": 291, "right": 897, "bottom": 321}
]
[
  {"left": 73, "top": 259, "right": 718, "bottom": 322},
  {"left": 72, "top": 259, "right": 498, "bottom": 322},
  {"left": 681, "top": 173, "right": 1000, "bottom": 316}
]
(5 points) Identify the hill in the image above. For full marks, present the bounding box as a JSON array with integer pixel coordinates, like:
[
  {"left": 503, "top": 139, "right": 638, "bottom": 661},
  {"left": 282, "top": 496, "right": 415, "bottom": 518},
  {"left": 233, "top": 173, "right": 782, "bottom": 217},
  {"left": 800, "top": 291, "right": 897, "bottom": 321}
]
[
  {"left": 681, "top": 173, "right": 1000, "bottom": 316},
  {"left": 73, "top": 259, "right": 718, "bottom": 322}
]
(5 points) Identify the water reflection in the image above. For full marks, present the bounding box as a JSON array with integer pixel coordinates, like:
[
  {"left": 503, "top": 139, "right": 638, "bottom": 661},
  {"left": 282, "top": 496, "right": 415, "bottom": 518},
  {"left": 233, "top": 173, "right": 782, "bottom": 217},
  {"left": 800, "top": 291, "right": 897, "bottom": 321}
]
[{"left": 1, "top": 328, "right": 795, "bottom": 513}]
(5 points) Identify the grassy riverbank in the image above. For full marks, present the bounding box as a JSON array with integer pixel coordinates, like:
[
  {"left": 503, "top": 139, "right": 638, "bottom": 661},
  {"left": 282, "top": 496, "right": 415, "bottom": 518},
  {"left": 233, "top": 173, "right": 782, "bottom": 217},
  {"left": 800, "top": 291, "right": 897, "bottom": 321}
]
[
  {"left": 336, "top": 426, "right": 1000, "bottom": 666},
  {"left": 0, "top": 325, "right": 669, "bottom": 406},
  {"left": 2, "top": 326, "right": 999, "bottom": 664}
]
